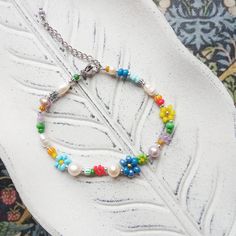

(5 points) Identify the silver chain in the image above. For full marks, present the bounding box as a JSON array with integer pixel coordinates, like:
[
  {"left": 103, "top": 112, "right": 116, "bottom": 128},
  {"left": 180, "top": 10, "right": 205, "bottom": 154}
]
[{"left": 38, "top": 8, "right": 101, "bottom": 70}]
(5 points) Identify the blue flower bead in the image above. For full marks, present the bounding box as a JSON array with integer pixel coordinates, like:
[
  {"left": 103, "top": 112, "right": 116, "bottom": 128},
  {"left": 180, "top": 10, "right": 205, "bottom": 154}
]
[
  {"left": 119, "top": 155, "right": 141, "bottom": 178},
  {"left": 55, "top": 154, "right": 72, "bottom": 172}
]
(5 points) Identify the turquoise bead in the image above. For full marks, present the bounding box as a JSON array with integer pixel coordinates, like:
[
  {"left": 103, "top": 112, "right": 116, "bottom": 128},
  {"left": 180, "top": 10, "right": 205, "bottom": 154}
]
[
  {"left": 123, "top": 69, "right": 129, "bottom": 78},
  {"left": 117, "top": 68, "right": 124, "bottom": 77},
  {"left": 130, "top": 74, "right": 139, "bottom": 83}
]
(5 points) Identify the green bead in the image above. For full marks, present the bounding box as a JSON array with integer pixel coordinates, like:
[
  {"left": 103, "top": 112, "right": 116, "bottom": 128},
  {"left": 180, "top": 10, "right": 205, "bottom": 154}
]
[
  {"left": 137, "top": 153, "right": 148, "bottom": 165},
  {"left": 84, "top": 168, "right": 93, "bottom": 176},
  {"left": 36, "top": 122, "right": 45, "bottom": 130},
  {"left": 38, "top": 128, "right": 45, "bottom": 133},
  {"left": 166, "top": 128, "right": 173, "bottom": 134},
  {"left": 72, "top": 74, "right": 80, "bottom": 81},
  {"left": 166, "top": 121, "right": 174, "bottom": 130},
  {"left": 90, "top": 169, "right": 95, "bottom": 175}
]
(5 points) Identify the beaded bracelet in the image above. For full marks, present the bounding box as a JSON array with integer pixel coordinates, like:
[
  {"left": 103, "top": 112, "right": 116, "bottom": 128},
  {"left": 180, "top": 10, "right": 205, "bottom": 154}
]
[{"left": 36, "top": 65, "right": 176, "bottom": 178}]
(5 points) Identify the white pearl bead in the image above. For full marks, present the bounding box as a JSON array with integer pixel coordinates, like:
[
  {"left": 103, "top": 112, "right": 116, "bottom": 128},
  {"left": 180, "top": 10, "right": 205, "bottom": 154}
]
[
  {"left": 108, "top": 67, "right": 116, "bottom": 75},
  {"left": 40, "top": 97, "right": 49, "bottom": 106},
  {"left": 148, "top": 145, "right": 160, "bottom": 159},
  {"left": 57, "top": 83, "right": 70, "bottom": 96},
  {"left": 144, "top": 84, "right": 156, "bottom": 96},
  {"left": 39, "top": 134, "right": 50, "bottom": 148},
  {"left": 68, "top": 163, "right": 82, "bottom": 177},
  {"left": 108, "top": 164, "right": 120, "bottom": 178}
]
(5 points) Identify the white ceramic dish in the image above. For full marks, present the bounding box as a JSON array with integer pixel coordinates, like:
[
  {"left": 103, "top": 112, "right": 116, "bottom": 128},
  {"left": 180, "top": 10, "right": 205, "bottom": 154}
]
[{"left": 0, "top": 0, "right": 236, "bottom": 235}]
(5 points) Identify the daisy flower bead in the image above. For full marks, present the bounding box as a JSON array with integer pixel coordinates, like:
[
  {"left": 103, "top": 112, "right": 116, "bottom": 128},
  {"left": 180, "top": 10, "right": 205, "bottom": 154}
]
[
  {"left": 55, "top": 154, "right": 72, "bottom": 171},
  {"left": 159, "top": 105, "right": 175, "bottom": 123},
  {"left": 120, "top": 155, "right": 141, "bottom": 178}
]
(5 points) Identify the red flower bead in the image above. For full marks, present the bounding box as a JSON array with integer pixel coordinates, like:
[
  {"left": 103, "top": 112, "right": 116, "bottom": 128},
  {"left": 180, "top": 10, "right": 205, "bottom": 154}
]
[
  {"left": 94, "top": 165, "right": 106, "bottom": 176},
  {"left": 156, "top": 98, "right": 165, "bottom": 106}
]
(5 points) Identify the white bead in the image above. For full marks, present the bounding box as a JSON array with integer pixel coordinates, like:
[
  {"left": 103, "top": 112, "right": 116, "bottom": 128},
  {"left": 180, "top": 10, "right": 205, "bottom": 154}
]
[
  {"left": 148, "top": 145, "right": 160, "bottom": 159},
  {"left": 57, "top": 83, "right": 70, "bottom": 96},
  {"left": 108, "top": 164, "right": 121, "bottom": 178},
  {"left": 68, "top": 163, "right": 82, "bottom": 177},
  {"left": 39, "top": 134, "right": 50, "bottom": 148},
  {"left": 144, "top": 84, "right": 156, "bottom": 96},
  {"left": 108, "top": 67, "right": 116, "bottom": 75},
  {"left": 40, "top": 97, "right": 49, "bottom": 106}
]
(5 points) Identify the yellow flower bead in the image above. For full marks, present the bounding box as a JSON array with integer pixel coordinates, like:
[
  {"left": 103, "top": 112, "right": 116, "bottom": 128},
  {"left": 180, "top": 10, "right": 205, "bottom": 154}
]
[
  {"left": 160, "top": 112, "right": 165, "bottom": 118},
  {"left": 169, "top": 115, "right": 174, "bottom": 121},
  {"left": 159, "top": 104, "right": 176, "bottom": 123},
  {"left": 163, "top": 117, "right": 168, "bottom": 123}
]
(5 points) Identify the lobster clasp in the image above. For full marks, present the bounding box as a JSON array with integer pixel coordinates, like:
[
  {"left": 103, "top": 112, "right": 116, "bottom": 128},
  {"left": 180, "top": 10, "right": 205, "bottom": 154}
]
[{"left": 80, "top": 63, "right": 100, "bottom": 79}]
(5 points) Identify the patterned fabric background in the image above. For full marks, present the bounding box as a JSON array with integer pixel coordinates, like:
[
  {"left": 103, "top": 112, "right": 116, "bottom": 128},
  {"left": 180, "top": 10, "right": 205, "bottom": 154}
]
[{"left": 0, "top": 0, "right": 235, "bottom": 235}]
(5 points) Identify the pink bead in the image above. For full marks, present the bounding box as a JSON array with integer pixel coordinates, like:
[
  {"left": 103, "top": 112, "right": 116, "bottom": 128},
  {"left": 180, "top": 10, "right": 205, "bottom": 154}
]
[
  {"left": 37, "top": 112, "right": 44, "bottom": 122},
  {"left": 156, "top": 99, "right": 165, "bottom": 106}
]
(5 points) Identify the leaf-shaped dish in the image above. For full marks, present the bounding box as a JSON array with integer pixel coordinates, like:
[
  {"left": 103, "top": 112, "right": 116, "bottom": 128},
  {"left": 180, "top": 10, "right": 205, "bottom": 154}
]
[{"left": 0, "top": 0, "right": 236, "bottom": 235}]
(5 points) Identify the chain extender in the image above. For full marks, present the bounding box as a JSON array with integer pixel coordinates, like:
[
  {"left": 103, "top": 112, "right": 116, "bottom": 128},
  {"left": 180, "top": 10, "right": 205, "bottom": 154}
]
[{"left": 38, "top": 8, "right": 101, "bottom": 71}]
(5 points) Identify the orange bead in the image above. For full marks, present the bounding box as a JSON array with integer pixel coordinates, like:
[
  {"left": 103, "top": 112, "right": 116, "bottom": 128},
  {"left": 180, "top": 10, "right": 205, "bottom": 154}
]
[
  {"left": 154, "top": 95, "right": 162, "bottom": 101},
  {"left": 157, "top": 138, "right": 165, "bottom": 145},
  {"left": 39, "top": 105, "right": 46, "bottom": 112},
  {"left": 47, "top": 147, "right": 57, "bottom": 159}
]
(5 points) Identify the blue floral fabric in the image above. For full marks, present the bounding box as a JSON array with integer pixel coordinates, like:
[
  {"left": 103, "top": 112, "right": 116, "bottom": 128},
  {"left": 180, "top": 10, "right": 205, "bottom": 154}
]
[
  {"left": 155, "top": 0, "right": 236, "bottom": 104},
  {"left": 0, "top": 1, "right": 235, "bottom": 235}
]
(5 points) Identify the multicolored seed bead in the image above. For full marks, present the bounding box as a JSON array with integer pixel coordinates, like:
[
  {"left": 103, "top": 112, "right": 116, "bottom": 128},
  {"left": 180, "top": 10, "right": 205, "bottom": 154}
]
[
  {"left": 36, "top": 122, "right": 45, "bottom": 133},
  {"left": 117, "top": 68, "right": 124, "bottom": 77},
  {"left": 154, "top": 95, "right": 165, "bottom": 106},
  {"left": 47, "top": 147, "right": 57, "bottom": 159},
  {"left": 129, "top": 74, "right": 140, "bottom": 84},
  {"left": 105, "top": 66, "right": 116, "bottom": 75},
  {"left": 84, "top": 168, "right": 95, "bottom": 176},
  {"left": 72, "top": 74, "right": 80, "bottom": 82}
]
